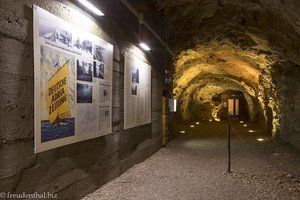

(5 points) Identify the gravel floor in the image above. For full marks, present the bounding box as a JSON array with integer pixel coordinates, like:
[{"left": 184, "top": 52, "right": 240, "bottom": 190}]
[{"left": 82, "top": 121, "right": 300, "bottom": 200}]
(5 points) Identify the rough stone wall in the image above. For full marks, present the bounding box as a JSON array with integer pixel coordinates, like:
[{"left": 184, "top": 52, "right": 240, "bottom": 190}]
[
  {"left": 273, "top": 61, "right": 300, "bottom": 149},
  {"left": 0, "top": 0, "right": 164, "bottom": 198},
  {"left": 157, "top": 0, "right": 300, "bottom": 149}
]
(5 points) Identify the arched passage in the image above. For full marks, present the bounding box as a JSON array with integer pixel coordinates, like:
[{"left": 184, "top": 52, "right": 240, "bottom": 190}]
[
  {"left": 172, "top": 41, "right": 279, "bottom": 135},
  {"left": 155, "top": 0, "right": 300, "bottom": 141}
]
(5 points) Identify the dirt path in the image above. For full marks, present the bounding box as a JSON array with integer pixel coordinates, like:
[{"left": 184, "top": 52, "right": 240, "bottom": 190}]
[{"left": 82, "top": 121, "right": 300, "bottom": 200}]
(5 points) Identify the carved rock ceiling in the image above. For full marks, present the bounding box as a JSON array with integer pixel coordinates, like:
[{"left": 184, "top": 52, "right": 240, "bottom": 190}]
[{"left": 155, "top": 0, "right": 300, "bottom": 134}]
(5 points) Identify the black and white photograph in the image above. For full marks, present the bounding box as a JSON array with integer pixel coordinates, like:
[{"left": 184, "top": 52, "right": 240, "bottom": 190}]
[
  {"left": 39, "top": 20, "right": 73, "bottom": 47},
  {"left": 93, "top": 45, "right": 105, "bottom": 62},
  {"left": 94, "top": 61, "right": 104, "bottom": 79},
  {"left": 77, "top": 59, "right": 92, "bottom": 82},
  {"left": 74, "top": 38, "right": 92, "bottom": 54},
  {"left": 131, "top": 67, "right": 139, "bottom": 83},
  {"left": 77, "top": 83, "right": 93, "bottom": 103},
  {"left": 131, "top": 85, "right": 138, "bottom": 95}
]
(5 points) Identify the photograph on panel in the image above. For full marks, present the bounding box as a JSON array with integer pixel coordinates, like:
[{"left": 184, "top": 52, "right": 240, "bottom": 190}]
[
  {"left": 77, "top": 59, "right": 93, "bottom": 82},
  {"left": 93, "top": 61, "right": 104, "bottom": 79},
  {"left": 39, "top": 17, "right": 73, "bottom": 48},
  {"left": 131, "top": 67, "right": 139, "bottom": 83},
  {"left": 73, "top": 38, "right": 92, "bottom": 55},
  {"left": 93, "top": 45, "right": 105, "bottom": 62},
  {"left": 77, "top": 83, "right": 93, "bottom": 103},
  {"left": 131, "top": 84, "right": 138, "bottom": 95},
  {"left": 99, "top": 85, "right": 110, "bottom": 104}
]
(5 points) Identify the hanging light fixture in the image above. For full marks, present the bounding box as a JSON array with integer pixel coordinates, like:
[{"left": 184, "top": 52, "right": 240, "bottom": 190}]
[
  {"left": 139, "top": 42, "right": 151, "bottom": 51},
  {"left": 138, "top": 15, "right": 151, "bottom": 51},
  {"left": 78, "top": 0, "right": 105, "bottom": 16}
]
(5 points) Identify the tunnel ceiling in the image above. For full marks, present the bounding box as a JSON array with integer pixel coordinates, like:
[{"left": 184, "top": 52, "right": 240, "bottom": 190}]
[{"left": 155, "top": 0, "right": 300, "bottom": 134}]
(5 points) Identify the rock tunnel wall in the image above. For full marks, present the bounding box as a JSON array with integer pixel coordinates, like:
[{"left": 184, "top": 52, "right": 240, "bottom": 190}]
[
  {"left": 0, "top": 0, "right": 164, "bottom": 198},
  {"left": 156, "top": 0, "right": 300, "bottom": 149}
]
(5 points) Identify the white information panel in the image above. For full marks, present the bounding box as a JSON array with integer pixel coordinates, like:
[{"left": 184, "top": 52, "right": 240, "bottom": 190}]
[
  {"left": 124, "top": 52, "right": 151, "bottom": 129},
  {"left": 33, "top": 6, "right": 113, "bottom": 153}
]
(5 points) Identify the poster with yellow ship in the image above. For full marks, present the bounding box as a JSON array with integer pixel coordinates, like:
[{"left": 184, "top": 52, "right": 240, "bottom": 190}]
[
  {"left": 34, "top": 6, "right": 113, "bottom": 153},
  {"left": 40, "top": 47, "right": 76, "bottom": 143},
  {"left": 47, "top": 61, "right": 71, "bottom": 124}
]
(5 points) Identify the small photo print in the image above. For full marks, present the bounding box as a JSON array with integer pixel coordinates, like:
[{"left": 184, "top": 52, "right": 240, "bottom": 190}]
[
  {"left": 100, "top": 87, "right": 110, "bottom": 103},
  {"left": 93, "top": 45, "right": 105, "bottom": 62},
  {"left": 94, "top": 61, "right": 104, "bottom": 79},
  {"left": 74, "top": 38, "right": 92, "bottom": 55},
  {"left": 40, "top": 26, "right": 73, "bottom": 47},
  {"left": 77, "top": 59, "right": 92, "bottom": 82},
  {"left": 131, "top": 85, "right": 138, "bottom": 95},
  {"left": 77, "top": 83, "right": 92, "bottom": 103},
  {"left": 131, "top": 67, "right": 139, "bottom": 83}
]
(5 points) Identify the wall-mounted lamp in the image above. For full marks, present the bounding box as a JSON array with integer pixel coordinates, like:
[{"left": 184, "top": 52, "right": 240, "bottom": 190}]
[
  {"left": 139, "top": 42, "right": 151, "bottom": 51},
  {"left": 138, "top": 16, "right": 151, "bottom": 51},
  {"left": 78, "top": 0, "right": 104, "bottom": 16}
]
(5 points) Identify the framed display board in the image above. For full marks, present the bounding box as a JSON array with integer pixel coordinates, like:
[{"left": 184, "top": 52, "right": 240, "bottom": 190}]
[
  {"left": 124, "top": 52, "right": 151, "bottom": 129},
  {"left": 33, "top": 6, "right": 113, "bottom": 153}
]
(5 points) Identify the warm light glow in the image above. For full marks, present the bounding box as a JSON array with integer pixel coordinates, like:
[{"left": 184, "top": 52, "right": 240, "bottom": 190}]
[
  {"left": 212, "top": 103, "right": 222, "bottom": 121},
  {"left": 240, "top": 121, "right": 244, "bottom": 123},
  {"left": 249, "top": 130, "right": 255, "bottom": 133},
  {"left": 139, "top": 42, "right": 151, "bottom": 51},
  {"left": 196, "top": 122, "right": 200, "bottom": 124},
  {"left": 190, "top": 125, "right": 195, "bottom": 128},
  {"left": 243, "top": 124, "right": 248, "bottom": 127},
  {"left": 180, "top": 130, "right": 186, "bottom": 134},
  {"left": 209, "top": 119, "right": 212, "bottom": 122},
  {"left": 78, "top": 0, "right": 104, "bottom": 16},
  {"left": 257, "top": 138, "right": 264, "bottom": 142}
]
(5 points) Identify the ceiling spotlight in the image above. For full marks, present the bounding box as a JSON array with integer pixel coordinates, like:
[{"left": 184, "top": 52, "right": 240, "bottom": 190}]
[
  {"left": 249, "top": 130, "right": 255, "bottom": 133},
  {"left": 240, "top": 121, "right": 244, "bottom": 123},
  {"left": 139, "top": 42, "right": 151, "bottom": 51},
  {"left": 78, "top": 0, "right": 105, "bottom": 16},
  {"left": 209, "top": 119, "right": 212, "bottom": 122},
  {"left": 243, "top": 124, "right": 248, "bottom": 127},
  {"left": 257, "top": 138, "right": 264, "bottom": 142},
  {"left": 190, "top": 125, "right": 195, "bottom": 128},
  {"left": 196, "top": 122, "right": 200, "bottom": 125},
  {"left": 180, "top": 130, "right": 186, "bottom": 134}
]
